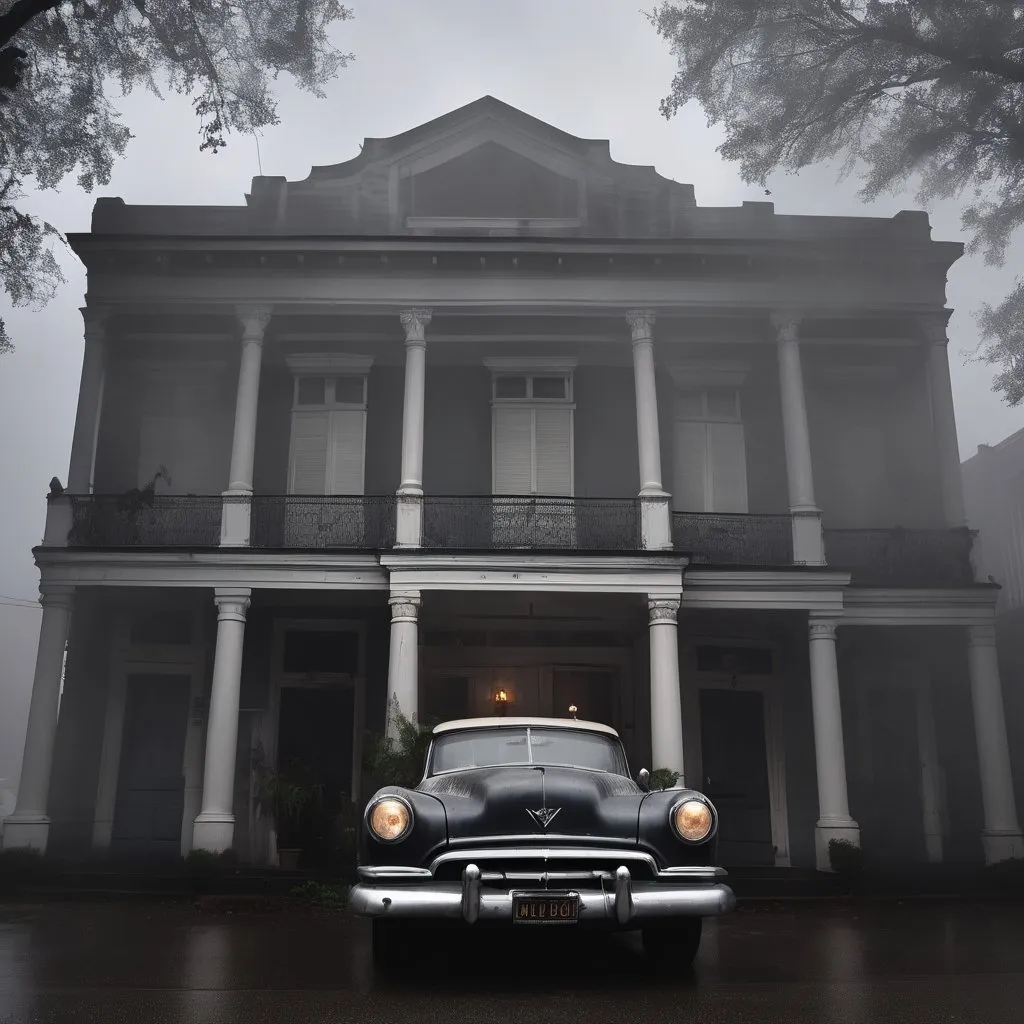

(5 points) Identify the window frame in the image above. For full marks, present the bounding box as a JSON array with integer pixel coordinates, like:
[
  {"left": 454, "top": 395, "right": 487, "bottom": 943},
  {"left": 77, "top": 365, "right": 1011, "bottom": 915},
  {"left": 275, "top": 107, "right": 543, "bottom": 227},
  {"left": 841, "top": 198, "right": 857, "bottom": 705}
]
[{"left": 485, "top": 359, "right": 577, "bottom": 497}]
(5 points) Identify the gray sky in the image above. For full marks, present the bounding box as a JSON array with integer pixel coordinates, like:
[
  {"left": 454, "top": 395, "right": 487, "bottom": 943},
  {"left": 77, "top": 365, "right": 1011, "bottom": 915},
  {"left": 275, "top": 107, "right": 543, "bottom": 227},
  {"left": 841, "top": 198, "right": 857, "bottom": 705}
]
[{"left": 2, "top": 0, "right": 1022, "bottom": 784}]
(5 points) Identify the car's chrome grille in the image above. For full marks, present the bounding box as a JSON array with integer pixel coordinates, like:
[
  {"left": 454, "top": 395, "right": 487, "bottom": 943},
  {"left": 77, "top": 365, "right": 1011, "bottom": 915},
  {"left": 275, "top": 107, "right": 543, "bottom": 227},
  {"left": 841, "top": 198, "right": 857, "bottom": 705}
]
[{"left": 430, "top": 849, "right": 658, "bottom": 886}]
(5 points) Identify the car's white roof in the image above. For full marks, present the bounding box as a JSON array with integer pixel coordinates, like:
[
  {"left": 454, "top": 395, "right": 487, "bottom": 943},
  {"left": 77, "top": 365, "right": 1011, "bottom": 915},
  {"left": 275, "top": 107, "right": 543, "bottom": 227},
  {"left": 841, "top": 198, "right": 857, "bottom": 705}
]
[{"left": 431, "top": 716, "right": 620, "bottom": 738}]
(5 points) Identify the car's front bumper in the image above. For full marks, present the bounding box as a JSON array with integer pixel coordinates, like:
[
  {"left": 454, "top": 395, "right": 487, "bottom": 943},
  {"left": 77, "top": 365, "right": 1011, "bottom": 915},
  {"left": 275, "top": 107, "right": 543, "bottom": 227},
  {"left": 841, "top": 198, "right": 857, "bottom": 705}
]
[{"left": 348, "top": 863, "right": 736, "bottom": 925}]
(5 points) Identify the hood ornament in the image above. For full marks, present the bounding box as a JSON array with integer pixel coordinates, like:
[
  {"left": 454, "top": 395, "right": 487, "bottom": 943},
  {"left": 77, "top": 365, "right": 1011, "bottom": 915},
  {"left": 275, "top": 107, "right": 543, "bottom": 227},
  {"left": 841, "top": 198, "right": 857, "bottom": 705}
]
[
  {"left": 527, "top": 765, "right": 560, "bottom": 829},
  {"left": 527, "top": 806, "right": 561, "bottom": 830}
]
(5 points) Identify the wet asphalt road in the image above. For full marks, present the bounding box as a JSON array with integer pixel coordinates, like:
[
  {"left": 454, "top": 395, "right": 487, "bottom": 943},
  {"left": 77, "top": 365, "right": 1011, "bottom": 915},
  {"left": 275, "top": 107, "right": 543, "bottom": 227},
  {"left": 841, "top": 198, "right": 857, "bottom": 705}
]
[{"left": 1, "top": 899, "right": 1023, "bottom": 1023}]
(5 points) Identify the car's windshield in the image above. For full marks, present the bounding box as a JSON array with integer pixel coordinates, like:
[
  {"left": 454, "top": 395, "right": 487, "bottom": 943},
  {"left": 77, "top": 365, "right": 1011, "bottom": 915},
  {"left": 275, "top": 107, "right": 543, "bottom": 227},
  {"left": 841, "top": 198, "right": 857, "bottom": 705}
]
[{"left": 428, "top": 727, "right": 629, "bottom": 776}]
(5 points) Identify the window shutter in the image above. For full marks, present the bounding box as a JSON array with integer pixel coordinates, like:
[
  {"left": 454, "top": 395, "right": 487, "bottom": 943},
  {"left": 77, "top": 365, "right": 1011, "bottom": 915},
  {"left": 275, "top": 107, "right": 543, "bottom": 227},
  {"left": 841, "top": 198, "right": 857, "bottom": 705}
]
[
  {"left": 673, "top": 420, "right": 709, "bottom": 512},
  {"left": 493, "top": 406, "right": 534, "bottom": 494},
  {"left": 534, "top": 407, "right": 573, "bottom": 495},
  {"left": 288, "top": 411, "right": 330, "bottom": 494},
  {"left": 328, "top": 409, "right": 366, "bottom": 495},
  {"left": 708, "top": 421, "right": 748, "bottom": 513}
]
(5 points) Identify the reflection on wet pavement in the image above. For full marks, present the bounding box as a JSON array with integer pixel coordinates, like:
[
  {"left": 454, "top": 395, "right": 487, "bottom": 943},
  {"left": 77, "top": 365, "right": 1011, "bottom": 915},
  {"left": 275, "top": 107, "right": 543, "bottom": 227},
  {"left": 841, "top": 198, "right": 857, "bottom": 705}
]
[{"left": 0, "top": 900, "right": 1022, "bottom": 1022}]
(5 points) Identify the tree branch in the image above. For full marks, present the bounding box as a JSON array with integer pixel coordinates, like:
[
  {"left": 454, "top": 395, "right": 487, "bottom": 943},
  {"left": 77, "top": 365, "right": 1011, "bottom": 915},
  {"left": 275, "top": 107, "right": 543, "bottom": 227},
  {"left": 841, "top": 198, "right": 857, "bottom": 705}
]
[{"left": 0, "top": 0, "right": 65, "bottom": 49}]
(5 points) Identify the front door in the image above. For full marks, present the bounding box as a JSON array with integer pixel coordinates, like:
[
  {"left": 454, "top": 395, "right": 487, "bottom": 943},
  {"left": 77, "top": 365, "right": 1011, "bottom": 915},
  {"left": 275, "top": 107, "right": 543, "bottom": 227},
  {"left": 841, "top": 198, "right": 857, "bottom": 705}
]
[
  {"left": 699, "top": 688, "right": 775, "bottom": 866},
  {"left": 111, "top": 673, "right": 191, "bottom": 860},
  {"left": 276, "top": 685, "right": 355, "bottom": 870}
]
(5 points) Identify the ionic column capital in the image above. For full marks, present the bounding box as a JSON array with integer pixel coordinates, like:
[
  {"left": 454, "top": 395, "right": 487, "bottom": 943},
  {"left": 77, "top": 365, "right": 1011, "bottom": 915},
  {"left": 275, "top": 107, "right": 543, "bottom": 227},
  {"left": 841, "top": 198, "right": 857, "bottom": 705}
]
[
  {"left": 400, "top": 308, "right": 433, "bottom": 344},
  {"left": 389, "top": 591, "right": 422, "bottom": 621},
  {"left": 626, "top": 309, "right": 656, "bottom": 341},
  {"left": 214, "top": 587, "right": 251, "bottom": 622},
  {"left": 969, "top": 623, "right": 997, "bottom": 648},
  {"left": 80, "top": 306, "right": 109, "bottom": 342},
  {"left": 920, "top": 313, "right": 950, "bottom": 346},
  {"left": 648, "top": 597, "right": 680, "bottom": 625},
  {"left": 771, "top": 310, "right": 802, "bottom": 342},
  {"left": 809, "top": 616, "right": 838, "bottom": 641},
  {"left": 235, "top": 304, "right": 273, "bottom": 343}
]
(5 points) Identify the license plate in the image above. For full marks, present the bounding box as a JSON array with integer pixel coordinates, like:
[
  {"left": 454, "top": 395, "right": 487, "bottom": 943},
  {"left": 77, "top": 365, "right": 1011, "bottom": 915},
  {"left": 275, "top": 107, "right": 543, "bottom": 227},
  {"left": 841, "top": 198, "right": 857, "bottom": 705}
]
[{"left": 512, "top": 892, "right": 580, "bottom": 924}]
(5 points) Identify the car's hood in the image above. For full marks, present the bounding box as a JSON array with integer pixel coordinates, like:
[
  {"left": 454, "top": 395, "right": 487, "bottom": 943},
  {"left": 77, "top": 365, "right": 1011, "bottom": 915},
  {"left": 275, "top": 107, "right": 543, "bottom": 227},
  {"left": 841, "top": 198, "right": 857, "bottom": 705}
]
[{"left": 418, "top": 765, "right": 644, "bottom": 842}]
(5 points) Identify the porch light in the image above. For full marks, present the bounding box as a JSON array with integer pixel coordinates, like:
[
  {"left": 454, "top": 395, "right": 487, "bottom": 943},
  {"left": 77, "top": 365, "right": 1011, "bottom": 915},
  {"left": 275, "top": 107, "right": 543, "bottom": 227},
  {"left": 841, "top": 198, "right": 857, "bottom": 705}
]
[
  {"left": 494, "top": 689, "right": 509, "bottom": 715},
  {"left": 568, "top": 704, "right": 578, "bottom": 719}
]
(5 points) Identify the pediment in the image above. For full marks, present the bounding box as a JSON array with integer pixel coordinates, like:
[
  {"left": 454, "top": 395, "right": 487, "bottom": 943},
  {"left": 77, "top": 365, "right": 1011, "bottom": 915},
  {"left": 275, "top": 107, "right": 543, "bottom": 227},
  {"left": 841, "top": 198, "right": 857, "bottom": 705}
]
[{"left": 279, "top": 97, "right": 696, "bottom": 236}]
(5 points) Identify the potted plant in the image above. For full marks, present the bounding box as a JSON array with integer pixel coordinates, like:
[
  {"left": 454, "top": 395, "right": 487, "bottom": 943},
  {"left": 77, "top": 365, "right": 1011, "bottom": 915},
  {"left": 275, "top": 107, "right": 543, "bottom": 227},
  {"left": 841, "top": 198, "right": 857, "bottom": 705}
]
[{"left": 254, "top": 758, "right": 323, "bottom": 870}]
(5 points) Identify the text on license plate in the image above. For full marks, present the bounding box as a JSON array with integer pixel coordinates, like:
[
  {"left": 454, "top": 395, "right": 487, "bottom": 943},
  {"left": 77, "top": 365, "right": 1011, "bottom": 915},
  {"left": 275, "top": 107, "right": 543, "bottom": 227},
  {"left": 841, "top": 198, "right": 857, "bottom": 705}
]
[{"left": 512, "top": 892, "right": 580, "bottom": 924}]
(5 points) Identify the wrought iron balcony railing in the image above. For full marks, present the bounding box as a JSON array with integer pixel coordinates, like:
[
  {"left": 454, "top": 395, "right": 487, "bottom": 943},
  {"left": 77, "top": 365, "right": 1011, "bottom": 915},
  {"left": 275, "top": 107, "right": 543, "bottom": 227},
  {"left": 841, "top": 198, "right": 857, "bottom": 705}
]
[
  {"left": 249, "top": 495, "right": 396, "bottom": 550},
  {"left": 824, "top": 528, "right": 975, "bottom": 586},
  {"left": 672, "top": 512, "right": 794, "bottom": 567},
  {"left": 421, "top": 496, "right": 642, "bottom": 551},
  {"left": 67, "top": 495, "right": 223, "bottom": 548}
]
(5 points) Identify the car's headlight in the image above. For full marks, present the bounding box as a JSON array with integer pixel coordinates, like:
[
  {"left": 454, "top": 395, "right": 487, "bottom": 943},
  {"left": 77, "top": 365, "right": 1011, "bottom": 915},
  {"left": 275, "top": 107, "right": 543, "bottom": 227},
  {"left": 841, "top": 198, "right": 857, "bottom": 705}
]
[
  {"left": 367, "top": 796, "right": 413, "bottom": 843},
  {"left": 671, "top": 798, "right": 714, "bottom": 843}
]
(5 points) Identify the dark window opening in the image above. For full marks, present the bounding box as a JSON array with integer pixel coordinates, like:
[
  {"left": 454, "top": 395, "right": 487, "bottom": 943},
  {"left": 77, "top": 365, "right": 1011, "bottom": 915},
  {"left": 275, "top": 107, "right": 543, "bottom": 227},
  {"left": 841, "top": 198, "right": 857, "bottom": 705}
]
[
  {"left": 282, "top": 629, "right": 360, "bottom": 674},
  {"left": 695, "top": 645, "right": 773, "bottom": 675}
]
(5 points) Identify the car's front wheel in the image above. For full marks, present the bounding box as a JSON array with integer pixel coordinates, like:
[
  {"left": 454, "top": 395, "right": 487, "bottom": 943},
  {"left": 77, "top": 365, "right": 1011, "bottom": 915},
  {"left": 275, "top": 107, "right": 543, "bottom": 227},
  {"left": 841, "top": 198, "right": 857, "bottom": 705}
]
[
  {"left": 642, "top": 917, "right": 703, "bottom": 968},
  {"left": 371, "top": 918, "right": 411, "bottom": 967}
]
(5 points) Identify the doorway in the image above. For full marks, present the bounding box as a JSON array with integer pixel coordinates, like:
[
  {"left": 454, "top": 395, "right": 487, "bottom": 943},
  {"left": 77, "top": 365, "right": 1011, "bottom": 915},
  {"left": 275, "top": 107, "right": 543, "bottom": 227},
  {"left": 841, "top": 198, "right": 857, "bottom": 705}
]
[
  {"left": 698, "top": 688, "right": 776, "bottom": 866},
  {"left": 110, "top": 673, "right": 191, "bottom": 860},
  {"left": 862, "top": 686, "right": 927, "bottom": 864}
]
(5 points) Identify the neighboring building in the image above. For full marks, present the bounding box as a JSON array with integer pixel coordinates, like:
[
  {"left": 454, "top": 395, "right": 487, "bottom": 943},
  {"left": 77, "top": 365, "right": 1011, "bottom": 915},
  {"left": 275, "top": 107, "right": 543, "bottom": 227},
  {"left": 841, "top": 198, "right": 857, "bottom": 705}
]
[
  {"left": 2, "top": 97, "right": 1020, "bottom": 872},
  {"left": 963, "top": 431, "right": 1024, "bottom": 836}
]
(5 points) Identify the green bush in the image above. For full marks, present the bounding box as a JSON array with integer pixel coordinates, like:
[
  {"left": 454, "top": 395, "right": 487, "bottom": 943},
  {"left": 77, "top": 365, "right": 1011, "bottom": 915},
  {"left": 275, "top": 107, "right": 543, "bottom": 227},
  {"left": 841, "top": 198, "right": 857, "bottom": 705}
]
[
  {"left": 648, "top": 768, "right": 682, "bottom": 791},
  {"left": 182, "top": 848, "right": 239, "bottom": 878},
  {"left": 0, "top": 847, "right": 47, "bottom": 877},
  {"left": 290, "top": 880, "right": 349, "bottom": 910},
  {"left": 363, "top": 697, "right": 435, "bottom": 790},
  {"left": 828, "top": 838, "right": 863, "bottom": 876}
]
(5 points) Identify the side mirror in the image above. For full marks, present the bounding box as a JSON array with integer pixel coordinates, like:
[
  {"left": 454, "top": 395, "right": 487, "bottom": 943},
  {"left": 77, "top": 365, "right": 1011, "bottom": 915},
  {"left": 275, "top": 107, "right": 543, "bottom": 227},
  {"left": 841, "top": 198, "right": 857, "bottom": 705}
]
[{"left": 637, "top": 768, "right": 650, "bottom": 792}]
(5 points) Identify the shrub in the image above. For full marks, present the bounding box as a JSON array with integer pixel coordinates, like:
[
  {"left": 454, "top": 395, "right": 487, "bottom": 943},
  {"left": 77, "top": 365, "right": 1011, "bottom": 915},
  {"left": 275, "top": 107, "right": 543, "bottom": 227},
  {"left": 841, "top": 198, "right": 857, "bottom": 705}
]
[
  {"left": 363, "top": 697, "right": 435, "bottom": 790},
  {"left": 648, "top": 768, "right": 682, "bottom": 791},
  {"left": 828, "top": 838, "right": 863, "bottom": 876}
]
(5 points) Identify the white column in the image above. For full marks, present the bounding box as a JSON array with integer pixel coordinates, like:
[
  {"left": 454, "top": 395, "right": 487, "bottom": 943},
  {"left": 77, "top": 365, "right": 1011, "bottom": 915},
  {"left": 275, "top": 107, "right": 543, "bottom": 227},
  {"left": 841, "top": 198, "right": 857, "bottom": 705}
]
[
  {"left": 192, "top": 588, "right": 251, "bottom": 853},
  {"left": 773, "top": 313, "right": 824, "bottom": 565},
  {"left": 2, "top": 588, "right": 74, "bottom": 852},
  {"left": 395, "top": 308, "right": 432, "bottom": 547},
  {"left": 386, "top": 591, "right": 421, "bottom": 738},
  {"left": 808, "top": 617, "right": 859, "bottom": 869},
  {"left": 922, "top": 316, "right": 968, "bottom": 528},
  {"left": 968, "top": 624, "right": 1024, "bottom": 863},
  {"left": 627, "top": 310, "right": 672, "bottom": 550},
  {"left": 67, "top": 307, "right": 108, "bottom": 494},
  {"left": 648, "top": 597, "right": 685, "bottom": 781},
  {"left": 221, "top": 305, "right": 272, "bottom": 547}
]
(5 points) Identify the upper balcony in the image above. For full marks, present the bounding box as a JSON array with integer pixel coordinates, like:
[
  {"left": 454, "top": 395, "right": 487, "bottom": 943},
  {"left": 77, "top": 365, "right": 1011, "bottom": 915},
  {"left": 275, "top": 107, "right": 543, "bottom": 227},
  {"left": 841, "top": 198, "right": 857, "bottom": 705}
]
[{"left": 57, "top": 493, "right": 977, "bottom": 586}]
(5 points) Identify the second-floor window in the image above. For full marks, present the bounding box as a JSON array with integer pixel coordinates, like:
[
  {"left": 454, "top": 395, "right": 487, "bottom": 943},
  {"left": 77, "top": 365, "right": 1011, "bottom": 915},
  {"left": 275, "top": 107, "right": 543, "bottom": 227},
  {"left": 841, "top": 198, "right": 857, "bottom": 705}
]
[
  {"left": 673, "top": 387, "right": 748, "bottom": 514},
  {"left": 287, "top": 364, "right": 370, "bottom": 495},
  {"left": 489, "top": 368, "right": 575, "bottom": 496}
]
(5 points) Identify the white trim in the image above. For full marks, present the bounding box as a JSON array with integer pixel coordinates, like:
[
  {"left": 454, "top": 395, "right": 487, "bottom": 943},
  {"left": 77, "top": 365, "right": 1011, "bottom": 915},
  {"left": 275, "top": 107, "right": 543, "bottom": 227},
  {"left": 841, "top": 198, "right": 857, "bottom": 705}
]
[
  {"left": 681, "top": 569, "right": 848, "bottom": 613},
  {"left": 841, "top": 588, "right": 997, "bottom": 626},
  {"left": 37, "top": 551, "right": 388, "bottom": 590},
  {"left": 284, "top": 353, "right": 375, "bottom": 375},
  {"left": 382, "top": 553, "right": 685, "bottom": 596},
  {"left": 484, "top": 357, "right": 580, "bottom": 373}
]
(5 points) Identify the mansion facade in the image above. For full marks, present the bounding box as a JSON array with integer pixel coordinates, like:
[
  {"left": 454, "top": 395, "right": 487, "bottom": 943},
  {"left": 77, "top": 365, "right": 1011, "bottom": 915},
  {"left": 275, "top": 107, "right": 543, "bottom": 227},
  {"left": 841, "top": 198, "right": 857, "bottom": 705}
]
[{"left": 2, "top": 97, "right": 1021, "bottom": 872}]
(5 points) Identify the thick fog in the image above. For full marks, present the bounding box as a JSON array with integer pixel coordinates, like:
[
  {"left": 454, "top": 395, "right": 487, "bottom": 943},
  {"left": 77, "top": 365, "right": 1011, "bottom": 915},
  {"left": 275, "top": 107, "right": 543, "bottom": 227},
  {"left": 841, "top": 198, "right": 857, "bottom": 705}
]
[{"left": 2, "top": 0, "right": 1022, "bottom": 789}]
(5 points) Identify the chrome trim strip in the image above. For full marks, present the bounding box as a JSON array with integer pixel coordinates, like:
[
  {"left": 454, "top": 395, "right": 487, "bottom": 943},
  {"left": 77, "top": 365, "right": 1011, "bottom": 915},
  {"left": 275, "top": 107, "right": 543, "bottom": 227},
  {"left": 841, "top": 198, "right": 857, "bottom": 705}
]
[
  {"left": 614, "top": 866, "right": 633, "bottom": 926},
  {"left": 357, "top": 865, "right": 432, "bottom": 881},
  {"left": 444, "top": 834, "right": 638, "bottom": 849},
  {"left": 348, "top": 878, "right": 736, "bottom": 922},
  {"left": 429, "top": 846, "right": 659, "bottom": 875},
  {"left": 461, "top": 864, "right": 481, "bottom": 924}
]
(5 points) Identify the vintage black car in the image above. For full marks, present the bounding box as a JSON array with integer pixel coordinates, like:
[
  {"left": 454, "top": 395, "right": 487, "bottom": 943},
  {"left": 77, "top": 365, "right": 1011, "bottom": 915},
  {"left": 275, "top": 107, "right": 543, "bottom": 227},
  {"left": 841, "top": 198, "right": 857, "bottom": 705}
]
[{"left": 349, "top": 716, "right": 736, "bottom": 965}]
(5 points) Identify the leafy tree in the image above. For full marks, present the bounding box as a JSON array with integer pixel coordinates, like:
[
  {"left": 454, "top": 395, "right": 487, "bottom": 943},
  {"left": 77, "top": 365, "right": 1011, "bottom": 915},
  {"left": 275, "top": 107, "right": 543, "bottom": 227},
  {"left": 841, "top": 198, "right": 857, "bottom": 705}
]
[
  {"left": 0, "top": 0, "right": 354, "bottom": 354},
  {"left": 649, "top": 1, "right": 1024, "bottom": 404}
]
